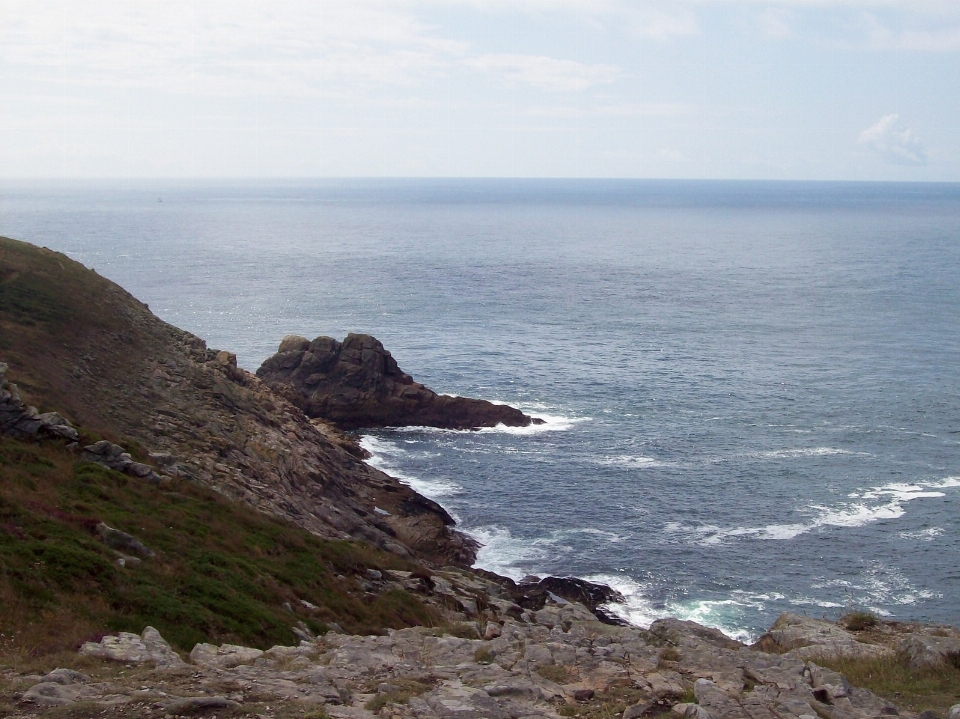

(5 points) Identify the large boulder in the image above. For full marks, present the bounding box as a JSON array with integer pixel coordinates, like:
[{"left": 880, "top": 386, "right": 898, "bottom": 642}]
[
  {"left": 897, "top": 634, "right": 960, "bottom": 669},
  {"left": 751, "top": 612, "right": 893, "bottom": 661},
  {"left": 79, "top": 626, "right": 186, "bottom": 667},
  {"left": 256, "top": 334, "right": 543, "bottom": 430}
]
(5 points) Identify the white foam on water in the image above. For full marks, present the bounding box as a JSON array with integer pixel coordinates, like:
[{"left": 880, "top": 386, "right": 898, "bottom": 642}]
[
  {"left": 389, "top": 410, "right": 588, "bottom": 436},
  {"left": 596, "top": 455, "right": 663, "bottom": 469},
  {"left": 811, "top": 563, "right": 940, "bottom": 612},
  {"left": 670, "top": 474, "right": 960, "bottom": 546},
  {"left": 575, "top": 528, "right": 626, "bottom": 543},
  {"left": 898, "top": 527, "right": 944, "bottom": 541},
  {"left": 751, "top": 447, "right": 858, "bottom": 459},
  {"left": 586, "top": 573, "right": 768, "bottom": 642},
  {"left": 359, "top": 435, "right": 463, "bottom": 499},
  {"left": 468, "top": 526, "right": 560, "bottom": 581},
  {"left": 476, "top": 412, "right": 590, "bottom": 436}
]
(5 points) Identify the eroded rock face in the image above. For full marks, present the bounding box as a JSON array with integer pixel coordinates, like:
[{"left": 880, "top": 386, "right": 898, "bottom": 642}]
[{"left": 257, "top": 334, "right": 542, "bottom": 430}]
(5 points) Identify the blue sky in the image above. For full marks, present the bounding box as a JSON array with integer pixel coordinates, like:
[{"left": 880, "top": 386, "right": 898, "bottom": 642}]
[{"left": 1, "top": 0, "right": 958, "bottom": 180}]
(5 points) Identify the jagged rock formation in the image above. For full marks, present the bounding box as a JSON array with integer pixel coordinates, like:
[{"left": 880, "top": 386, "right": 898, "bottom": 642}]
[
  {"left": 257, "top": 333, "right": 543, "bottom": 430},
  {"left": 10, "top": 570, "right": 948, "bottom": 719},
  {"left": 0, "top": 236, "right": 474, "bottom": 565}
]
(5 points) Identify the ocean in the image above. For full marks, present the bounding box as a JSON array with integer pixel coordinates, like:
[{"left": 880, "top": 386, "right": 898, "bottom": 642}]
[{"left": 2, "top": 178, "right": 959, "bottom": 641}]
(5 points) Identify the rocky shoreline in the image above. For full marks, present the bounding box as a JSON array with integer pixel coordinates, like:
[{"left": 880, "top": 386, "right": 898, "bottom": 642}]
[
  {"left": 4, "top": 236, "right": 960, "bottom": 717},
  {"left": 5, "top": 563, "right": 960, "bottom": 719}
]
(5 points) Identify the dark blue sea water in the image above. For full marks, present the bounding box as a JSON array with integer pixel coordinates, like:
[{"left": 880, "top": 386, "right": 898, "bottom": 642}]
[{"left": 2, "top": 179, "right": 959, "bottom": 640}]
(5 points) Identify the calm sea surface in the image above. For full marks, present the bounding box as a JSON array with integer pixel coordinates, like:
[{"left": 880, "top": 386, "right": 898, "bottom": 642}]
[{"left": 2, "top": 179, "right": 959, "bottom": 640}]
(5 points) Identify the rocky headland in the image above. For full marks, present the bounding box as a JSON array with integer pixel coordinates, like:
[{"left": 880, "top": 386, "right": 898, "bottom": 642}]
[
  {"left": 0, "top": 236, "right": 475, "bottom": 566},
  {"left": 257, "top": 333, "right": 543, "bottom": 431}
]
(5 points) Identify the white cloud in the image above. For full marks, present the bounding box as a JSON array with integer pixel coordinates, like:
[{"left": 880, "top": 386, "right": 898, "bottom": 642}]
[
  {"left": 466, "top": 54, "right": 621, "bottom": 92},
  {"left": 858, "top": 114, "right": 927, "bottom": 166}
]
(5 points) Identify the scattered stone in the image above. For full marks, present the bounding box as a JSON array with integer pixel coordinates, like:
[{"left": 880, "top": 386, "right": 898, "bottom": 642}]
[{"left": 82, "top": 440, "right": 162, "bottom": 483}]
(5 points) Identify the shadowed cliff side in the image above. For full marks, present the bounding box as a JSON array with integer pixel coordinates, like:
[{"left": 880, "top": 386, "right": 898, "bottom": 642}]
[
  {"left": 257, "top": 333, "right": 543, "bottom": 430},
  {"left": 0, "top": 236, "right": 475, "bottom": 566}
]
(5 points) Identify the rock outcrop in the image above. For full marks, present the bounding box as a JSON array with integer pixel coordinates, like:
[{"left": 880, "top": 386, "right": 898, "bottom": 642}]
[
  {"left": 257, "top": 333, "right": 543, "bottom": 430},
  {"left": 0, "top": 362, "right": 78, "bottom": 441}
]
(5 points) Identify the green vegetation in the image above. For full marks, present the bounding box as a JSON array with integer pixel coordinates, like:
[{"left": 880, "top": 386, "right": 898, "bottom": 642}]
[
  {"left": 841, "top": 611, "right": 879, "bottom": 632},
  {"left": 363, "top": 679, "right": 433, "bottom": 712},
  {"left": 0, "top": 436, "right": 439, "bottom": 662},
  {"left": 535, "top": 664, "right": 570, "bottom": 684},
  {"left": 818, "top": 654, "right": 960, "bottom": 717},
  {"left": 554, "top": 686, "right": 654, "bottom": 719}
]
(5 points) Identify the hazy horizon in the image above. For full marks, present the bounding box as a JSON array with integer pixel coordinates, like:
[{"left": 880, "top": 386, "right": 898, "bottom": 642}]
[{"left": 2, "top": 1, "right": 959, "bottom": 182}]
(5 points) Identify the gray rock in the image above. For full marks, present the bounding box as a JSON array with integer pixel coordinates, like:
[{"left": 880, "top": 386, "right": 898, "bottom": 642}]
[
  {"left": 424, "top": 682, "right": 510, "bottom": 719},
  {"left": 755, "top": 612, "right": 894, "bottom": 661},
  {"left": 166, "top": 695, "right": 239, "bottom": 712},
  {"left": 623, "top": 699, "right": 655, "bottom": 719},
  {"left": 96, "top": 522, "right": 154, "bottom": 557},
  {"left": 279, "top": 335, "right": 311, "bottom": 353},
  {"left": 82, "top": 440, "right": 162, "bottom": 483},
  {"left": 189, "top": 641, "right": 263, "bottom": 668},
  {"left": 947, "top": 703, "right": 960, "bottom": 719},
  {"left": 897, "top": 634, "right": 960, "bottom": 669},
  {"left": 79, "top": 626, "right": 186, "bottom": 666},
  {"left": 22, "top": 682, "right": 80, "bottom": 706},
  {"left": 484, "top": 622, "right": 503, "bottom": 640},
  {"left": 39, "top": 668, "right": 89, "bottom": 685}
]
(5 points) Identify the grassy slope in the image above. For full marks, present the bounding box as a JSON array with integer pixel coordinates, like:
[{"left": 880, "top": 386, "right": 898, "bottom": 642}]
[{"left": 0, "top": 435, "right": 437, "bottom": 659}]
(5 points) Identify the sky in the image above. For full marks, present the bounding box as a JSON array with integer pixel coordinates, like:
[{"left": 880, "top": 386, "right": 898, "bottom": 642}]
[{"left": 1, "top": 0, "right": 958, "bottom": 181}]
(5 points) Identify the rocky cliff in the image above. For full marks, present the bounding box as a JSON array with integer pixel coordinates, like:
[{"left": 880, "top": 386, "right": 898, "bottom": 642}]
[
  {"left": 0, "top": 236, "right": 474, "bottom": 565},
  {"left": 257, "top": 333, "right": 543, "bottom": 430}
]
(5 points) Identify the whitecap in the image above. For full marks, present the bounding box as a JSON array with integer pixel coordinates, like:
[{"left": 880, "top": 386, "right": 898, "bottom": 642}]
[
  {"left": 360, "top": 435, "right": 462, "bottom": 499},
  {"left": 585, "top": 574, "right": 766, "bottom": 642},
  {"left": 751, "top": 447, "right": 857, "bottom": 459},
  {"left": 667, "top": 473, "right": 960, "bottom": 546},
  {"left": 596, "top": 455, "right": 663, "bottom": 469},
  {"left": 897, "top": 527, "right": 944, "bottom": 541},
  {"left": 575, "top": 528, "right": 626, "bottom": 543},
  {"left": 468, "top": 526, "right": 558, "bottom": 581},
  {"left": 389, "top": 411, "right": 588, "bottom": 436}
]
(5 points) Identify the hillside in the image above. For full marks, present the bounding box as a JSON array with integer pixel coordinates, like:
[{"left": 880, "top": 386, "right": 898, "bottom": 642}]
[{"left": 0, "top": 236, "right": 474, "bottom": 566}]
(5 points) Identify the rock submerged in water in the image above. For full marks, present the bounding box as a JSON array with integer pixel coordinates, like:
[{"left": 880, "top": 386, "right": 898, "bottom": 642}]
[{"left": 257, "top": 333, "right": 544, "bottom": 430}]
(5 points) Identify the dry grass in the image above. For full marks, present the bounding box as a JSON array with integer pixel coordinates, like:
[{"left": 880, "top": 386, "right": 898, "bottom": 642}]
[{"left": 818, "top": 654, "right": 960, "bottom": 716}]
